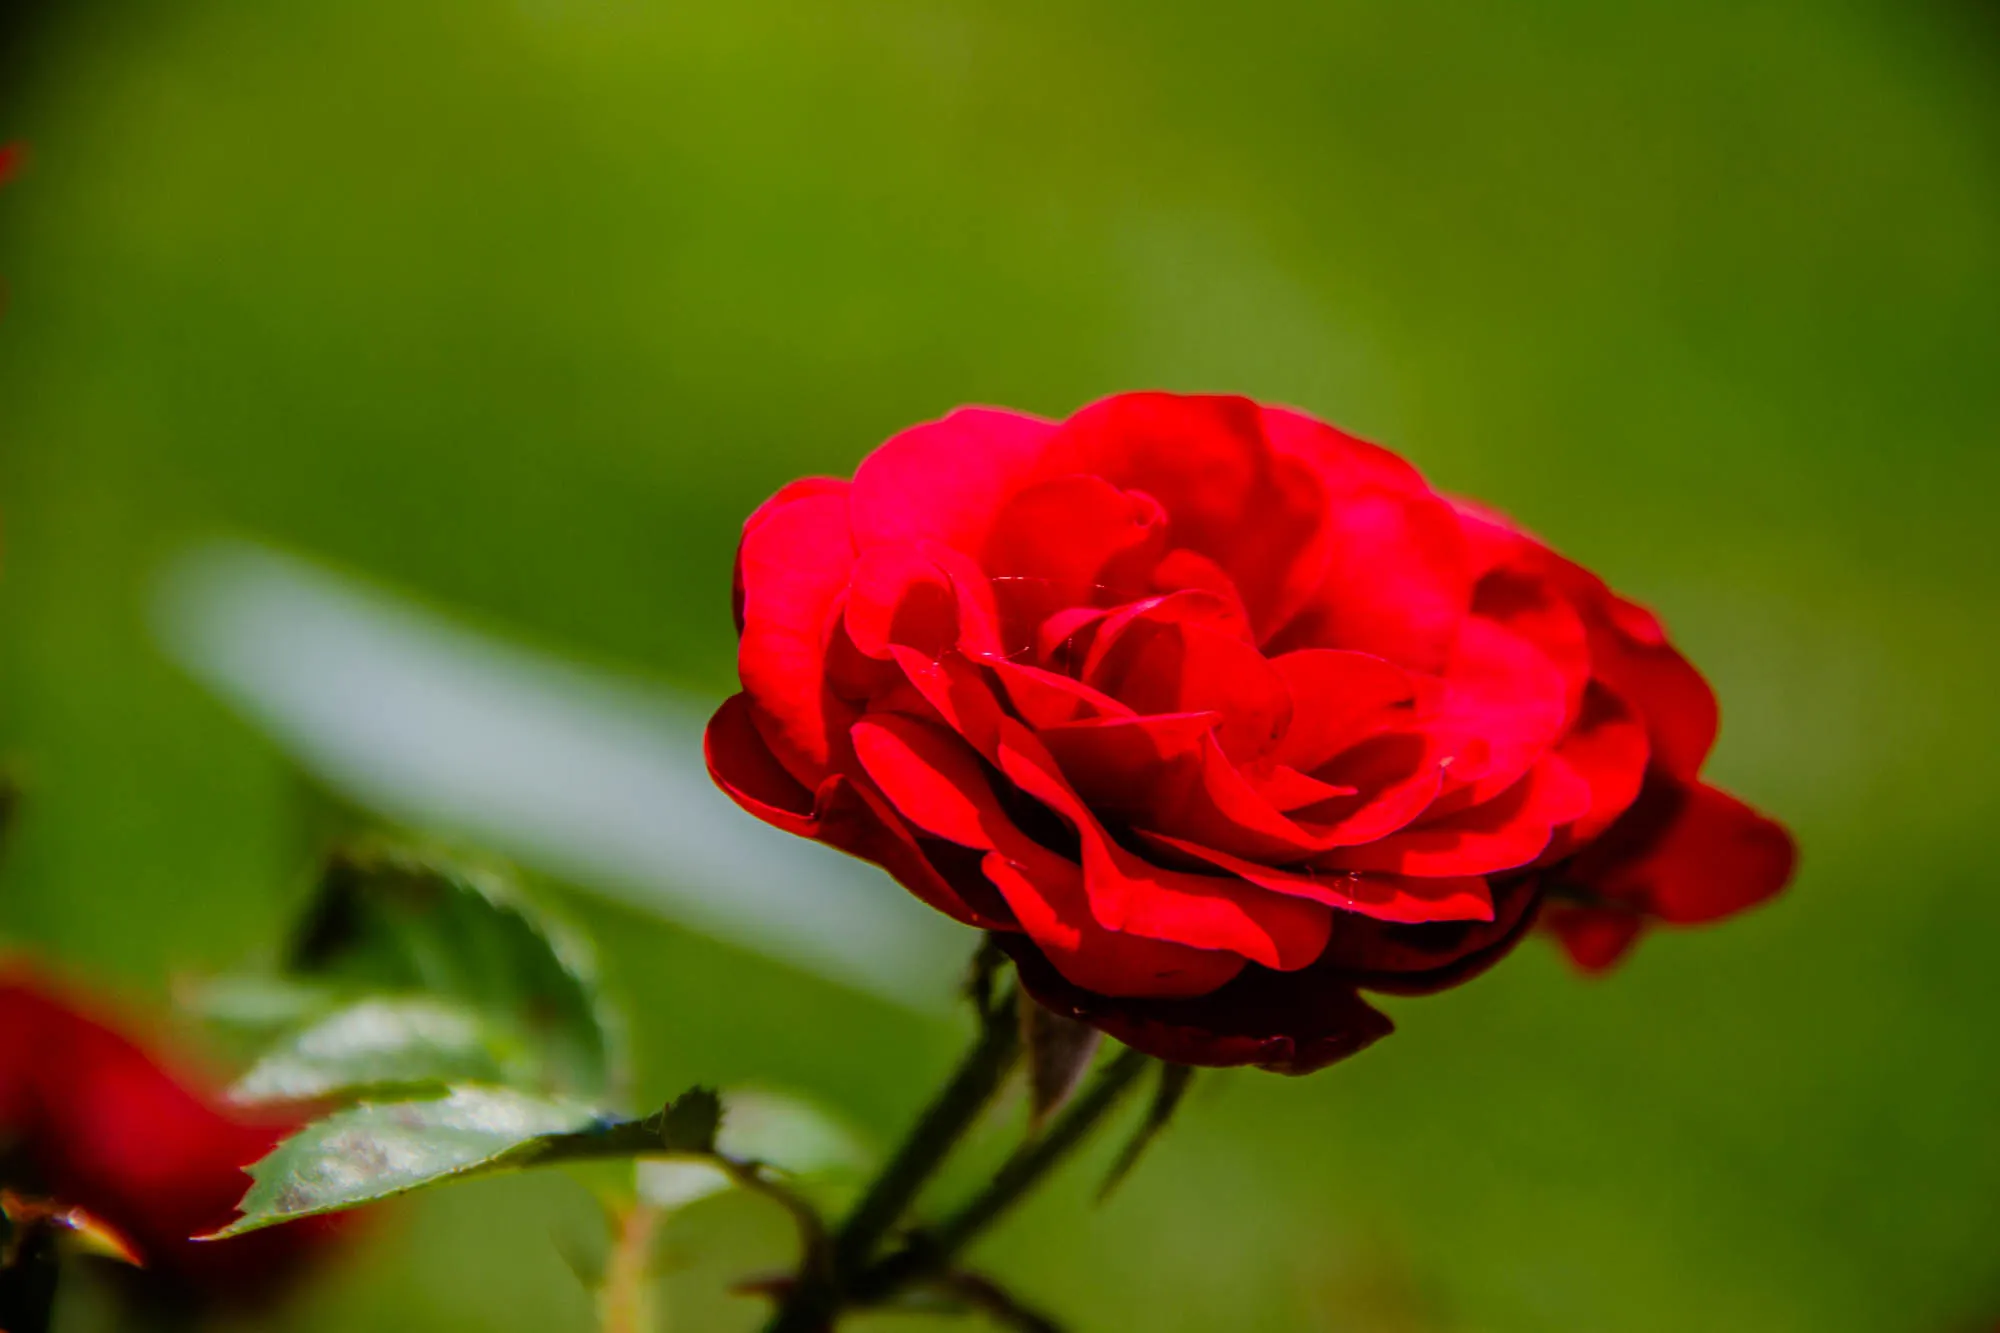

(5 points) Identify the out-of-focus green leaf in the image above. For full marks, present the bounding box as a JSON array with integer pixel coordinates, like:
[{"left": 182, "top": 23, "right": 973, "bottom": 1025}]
[
  {"left": 211, "top": 1087, "right": 621, "bottom": 1237},
  {"left": 276, "top": 842, "right": 622, "bottom": 1099},
  {"left": 654, "top": 1086, "right": 721, "bottom": 1154},
  {"left": 228, "top": 996, "right": 519, "bottom": 1105},
  {"left": 178, "top": 974, "right": 342, "bottom": 1035},
  {"left": 214, "top": 1086, "right": 731, "bottom": 1237}
]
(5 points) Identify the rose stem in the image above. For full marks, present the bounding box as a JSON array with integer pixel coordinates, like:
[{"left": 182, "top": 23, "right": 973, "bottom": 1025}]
[
  {"left": 599, "top": 1200, "right": 660, "bottom": 1333},
  {"left": 763, "top": 988, "right": 1023, "bottom": 1332},
  {"left": 850, "top": 1047, "right": 1153, "bottom": 1306}
]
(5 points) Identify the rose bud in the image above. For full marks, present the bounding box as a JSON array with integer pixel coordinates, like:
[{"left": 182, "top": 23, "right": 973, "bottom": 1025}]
[
  {"left": 0, "top": 964, "right": 344, "bottom": 1314},
  {"left": 707, "top": 393, "right": 1795, "bottom": 1072}
]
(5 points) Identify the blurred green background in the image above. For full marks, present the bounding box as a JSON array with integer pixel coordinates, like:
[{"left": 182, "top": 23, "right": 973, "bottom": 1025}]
[{"left": 3, "top": 1, "right": 1998, "bottom": 1329}]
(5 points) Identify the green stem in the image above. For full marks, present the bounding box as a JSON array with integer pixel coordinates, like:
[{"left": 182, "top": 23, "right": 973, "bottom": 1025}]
[
  {"left": 762, "top": 993, "right": 1023, "bottom": 1333},
  {"left": 851, "top": 1048, "right": 1152, "bottom": 1306},
  {"left": 598, "top": 1201, "right": 660, "bottom": 1333}
]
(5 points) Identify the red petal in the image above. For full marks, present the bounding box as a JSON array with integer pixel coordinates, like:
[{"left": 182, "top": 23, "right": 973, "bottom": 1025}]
[
  {"left": 1318, "top": 874, "right": 1539, "bottom": 982},
  {"left": 1259, "top": 404, "right": 1430, "bottom": 495},
  {"left": 842, "top": 543, "right": 1005, "bottom": 663},
  {"left": 1269, "top": 649, "right": 1420, "bottom": 773},
  {"left": 734, "top": 485, "right": 857, "bottom": 781},
  {"left": 1545, "top": 683, "right": 1650, "bottom": 854},
  {"left": 1543, "top": 906, "right": 1645, "bottom": 972},
  {"left": 981, "top": 854, "right": 1246, "bottom": 999},
  {"left": 1330, "top": 756, "right": 1592, "bottom": 877},
  {"left": 734, "top": 476, "right": 849, "bottom": 632},
  {"left": 1083, "top": 597, "right": 1290, "bottom": 762},
  {"left": 983, "top": 474, "right": 1167, "bottom": 637},
  {"left": 849, "top": 406, "right": 1058, "bottom": 553},
  {"left": 1570, "top": 777, "right": 1796, "bottom": 925},
  {"left": 1471, "top": 565, "right": 1589, "bottom": 722},
  {"left": 1431, "top": 614, "right": 1574, "bottom": 802},
  {"left": 1588, "top": 613, "right": 1719, "bottom": 782},
  {"left": 1452, "top": 501, "right": 1718, "bottom": 782},
  {"left": 848, "top": 710, "right": 1240, "bottom": 997},
  {"left": 988, "top": 658, "right": 1134, "bottom": 729},
  {"left": 1135, "top": 831, "right": 1493, "bottom": 924},
  {"left": 1249, "top": 763, "right": 1358, "bottom": 813},
  {"left": 1288, "top": 732, "right": 1449, "bottom": 847},
  {"left": 1267, "top": 484, "right": 1472, "bottom": 672},
  {"left": 1038, "top": 393, "right": 1325, "bottom": 639},
  {"left": 705, "top": 695, "right": 1005, "bottom": 929},
  {"left": 1003, "top": 937, "right": 1394, "bottom": 1075},
  {"left": 992, "top": 716, "right": 1334, "bottom": 971}
]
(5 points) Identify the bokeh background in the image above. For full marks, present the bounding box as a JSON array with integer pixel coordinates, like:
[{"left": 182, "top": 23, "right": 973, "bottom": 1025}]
[{"left": 3, "top": 1, "right": 1998, "bottom": 1329}]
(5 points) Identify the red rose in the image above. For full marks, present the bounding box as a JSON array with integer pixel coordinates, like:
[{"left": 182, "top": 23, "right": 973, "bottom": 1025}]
[
  {"left": 0, "top": 965, "right": 342, "bottom": 1309},
  {"left": 707, "top": 393, "right": 1794, "bottom": 1072}
]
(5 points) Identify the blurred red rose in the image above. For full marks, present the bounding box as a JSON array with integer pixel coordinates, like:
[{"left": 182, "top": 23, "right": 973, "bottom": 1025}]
[
  {"left": 0, "top": 964, "right": 342, "bottom": 1311},
  {"left": 707, "top": 392, "right": 1795, "bottom": 1071},
  {"left": 0, "top": 142, "right": 21, "bottom": 187}
]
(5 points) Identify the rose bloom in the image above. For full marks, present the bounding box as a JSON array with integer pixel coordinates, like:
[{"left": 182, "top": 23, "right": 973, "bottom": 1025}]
[
  {"left": 0, "top": 964, "right": 342, "bottom": 1309},
  {"left": 707, "top": 393, "right": 1795, "bottom": 1072}
]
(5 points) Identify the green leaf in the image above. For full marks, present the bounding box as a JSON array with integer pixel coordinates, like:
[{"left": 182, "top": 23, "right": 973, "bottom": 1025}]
[
  {"left": 208, "top": 1087, "right": 620, "bottom": 1238},
  {"left": 634, "top": 1089, "right": 869, "bottom": 1212},
  {"left": 1097, "top": 1062, "right": 1193, "bottom": 1201},
  {"left": 213, "top": 1085, "right": 730, "bottom": 1237},
  {"left": 654, "top": 1086, "right": 722, "bottom": 1154},
  {"left": 178, "top": 974, "right": 342, "bottom": 1036},
  {"left": 228, "top": 997, "right": 519, "bottom": 1105},
  {"left": 280, "top": 841, "right": 622, "bottom": 1098}
]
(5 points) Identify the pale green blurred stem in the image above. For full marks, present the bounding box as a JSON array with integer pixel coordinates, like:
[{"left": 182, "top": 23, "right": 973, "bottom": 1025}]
[{"left": 599, "top": 1201, "right": 660, "bottom": 1333}]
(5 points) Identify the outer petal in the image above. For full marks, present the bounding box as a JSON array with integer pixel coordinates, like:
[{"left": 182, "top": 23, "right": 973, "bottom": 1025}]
[
  {"left": 705, "top": 694, "right": 1008, "bottom": 929},
  {"left": 850, "top": 407, "right": 1059, "bottom": 553},
  {"left": 1542, "top": 683, "right": 1650, "bottom": 856},
  {"left": 735, "top": 485, "right": 858, "bottom": 783},
  {"left": 1331, "top": 874, "right": 1545, "bottom": 994},
  {"left": 1542, "top": 905, "right": 1644, "bottom": 972},
  {"left": 1452, "top": 499, "right": 1718, "bottom": 780},
  {"left": 733, "top": 476, "right": 849, "bottom": 633},
  {"left": 1568, "top": 776, "right": 1797, "bottom": 926},
  {"left": 849, "top": 711, "right": 1241, "bottom": 997},
  {"left": 1003, "top": 937, "right": 1394, "bottom": 1074}
]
